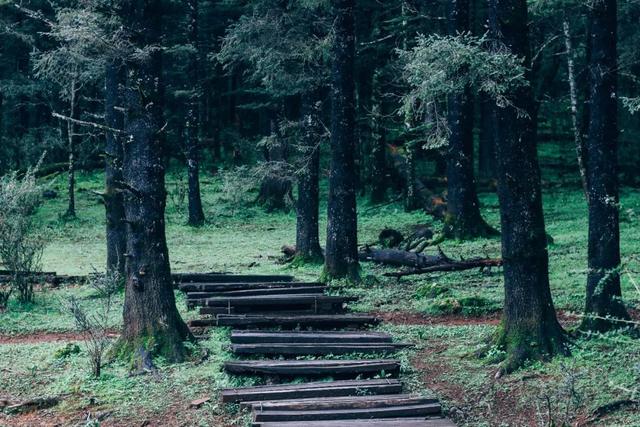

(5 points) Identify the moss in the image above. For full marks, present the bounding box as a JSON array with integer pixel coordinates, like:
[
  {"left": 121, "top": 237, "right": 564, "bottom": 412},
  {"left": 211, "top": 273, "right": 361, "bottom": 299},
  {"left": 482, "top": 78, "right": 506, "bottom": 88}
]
[
  {"left": 288, "top": 253, "right": 324, "bottom": 267},
  {"left": 488, "top": 318, "right": 570, "bottom": 375},
  {"left": 111, "top": 327, "right": 192, "bottom": 370}
]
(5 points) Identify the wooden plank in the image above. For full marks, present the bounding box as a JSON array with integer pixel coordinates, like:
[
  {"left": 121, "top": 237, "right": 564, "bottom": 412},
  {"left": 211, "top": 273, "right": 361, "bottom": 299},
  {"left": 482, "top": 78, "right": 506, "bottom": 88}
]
[
  {"left": 190, "top": 314, "right": 380, "bottom": 329},
  {"left": 199, "top": 307, "right": 235, "bottom": 315},
  {"left": 179, "top": 282, "right": 321, "bottom": 292},
  {"left": 196, "top": 294, "right": 357, "bottom": 307},
  {"left": 186, "top": 286, "right": 326, "bottom": 299},
  {"left": 225, "top": 359, "right": 400, "bottom": 376},
  {"left": 230, "top": 331, "right": 393, "bottom": 344},
  {"left": 246, "top": 394, "right": 437, "bottom": 411},
  {"left": 253, "top": 403, "right": 442, "bottom": 422},
  {"left": 220, "top": 379, "right": 402, "bottom": 404},
  {"left": 231, "top": 343, "right": 411, "bottom": 356},
  {"left": 253, "top": 418, "right": 456, "bottom": 427},
  {"left": 174, "top": 273, "right": 294, "bottom": 284}
]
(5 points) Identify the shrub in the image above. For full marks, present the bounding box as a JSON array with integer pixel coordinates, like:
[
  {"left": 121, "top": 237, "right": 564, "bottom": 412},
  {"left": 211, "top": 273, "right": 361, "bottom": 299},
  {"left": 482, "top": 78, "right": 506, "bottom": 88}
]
[
  {"left": 0, "top": 166, "right": 46, "bottom": 308},
  {"left": 64, "top": 271, "right": 120, "bottom": 377}
]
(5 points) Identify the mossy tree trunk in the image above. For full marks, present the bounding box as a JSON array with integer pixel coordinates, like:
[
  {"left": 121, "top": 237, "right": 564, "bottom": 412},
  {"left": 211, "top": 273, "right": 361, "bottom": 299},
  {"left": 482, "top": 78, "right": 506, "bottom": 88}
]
[
  {"left": 117, "top": 0, "right": 192, "bottom": 366},
  {"left": 489, "top": 0, "right": 567, "bottom": 374},
  {"left": 581, "top": 0, "right": 629, "bottom": 332},
  {"left": 104, "top": 60, "right": 126, "bottom": 277},
  {"left": 295, "top": 91, "right": 323, "bottom": 262},
  {"left": 324, "top": 0, "right": 360, "bottom": 281},
  {"left": 444, "top": 0, "right": 495, "bottom": 240}
]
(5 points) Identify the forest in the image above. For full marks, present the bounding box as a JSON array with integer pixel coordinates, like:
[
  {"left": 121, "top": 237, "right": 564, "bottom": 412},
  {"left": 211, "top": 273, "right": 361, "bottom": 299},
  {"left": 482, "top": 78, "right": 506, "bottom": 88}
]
[{"left": 0, "top": 0, "right": 639, "bottom": 426}]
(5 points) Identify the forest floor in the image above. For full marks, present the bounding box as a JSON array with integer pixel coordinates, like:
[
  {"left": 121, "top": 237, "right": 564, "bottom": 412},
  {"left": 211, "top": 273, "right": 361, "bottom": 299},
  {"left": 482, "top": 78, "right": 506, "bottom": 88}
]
[{"left": 1, "top": 150, "right": 640, "bottom": 426}]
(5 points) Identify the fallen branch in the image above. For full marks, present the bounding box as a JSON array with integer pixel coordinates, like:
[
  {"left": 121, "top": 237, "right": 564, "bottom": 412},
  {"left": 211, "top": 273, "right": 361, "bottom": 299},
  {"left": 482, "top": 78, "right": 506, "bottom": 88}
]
[
  {"left": 384, "top": 257, "right": 502, "bottom": 278},
  {"left": 52, "top": 112, "right": 124, "bottom": 134},
  {"left": 3, "top": 396, "right": 59, "bottom": 414}
]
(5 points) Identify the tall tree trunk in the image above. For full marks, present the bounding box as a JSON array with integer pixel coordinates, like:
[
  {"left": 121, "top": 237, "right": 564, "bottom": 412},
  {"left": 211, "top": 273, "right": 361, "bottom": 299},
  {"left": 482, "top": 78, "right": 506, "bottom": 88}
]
[
  {"left": 117, "top": 0, "right": 192, "bottom": 365},
  {"left": 478, "top": 93, "right": 496, "bottom": 179},
  {"left": 581, "top": 0, "right": 629, "bottom": 332},
  {"left": 256, "top": 109, "right": 292, "bottom": 211},
  {"left": 369, "top": 70, "right": 387, "bottom": 204},
  {"left": 489, "top": 0, "right": 567, "bottom": 374},
  {"left": 65, "top": 78, "right": 78, "bottom": 219},
  {"left": 563, "top": 19, "right": 589, "bottom": 201},
  {"left": 324, "top": 0, "right": 360, "bottom": 281},
  {"left": 444, "top": 0, "right": 495, "bottom": 239},
  {"left": 295, "top": 92, "right": 323, "bottom": 262},
  {"left": 185, "top": 0, "right": 205, "bottom": 226},
  {"left": 104, "top": 61, "right": 126, "bottom": 277}
]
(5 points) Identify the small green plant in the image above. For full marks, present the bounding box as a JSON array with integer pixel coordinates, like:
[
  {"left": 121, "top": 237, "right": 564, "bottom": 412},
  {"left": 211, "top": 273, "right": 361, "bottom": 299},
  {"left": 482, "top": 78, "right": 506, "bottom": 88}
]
[
  {"left": 54, "top": 343, "right": 81, "bottom": 359},
  {"left": 415, "top": 282, "right": 449, "bottom": 299}
]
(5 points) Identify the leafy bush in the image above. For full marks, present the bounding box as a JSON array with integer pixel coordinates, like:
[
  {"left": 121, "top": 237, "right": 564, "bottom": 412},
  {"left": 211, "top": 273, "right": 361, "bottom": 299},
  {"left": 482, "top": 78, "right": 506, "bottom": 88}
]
[{"left": 0, "top": 166, "right": 46, "bottom": 308}]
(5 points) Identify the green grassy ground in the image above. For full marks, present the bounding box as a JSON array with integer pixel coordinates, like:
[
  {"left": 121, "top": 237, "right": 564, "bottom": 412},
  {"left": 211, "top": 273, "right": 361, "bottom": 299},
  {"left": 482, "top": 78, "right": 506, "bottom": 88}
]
[{"left": 1, "top": 157, "right": 639, "bottom": 426}]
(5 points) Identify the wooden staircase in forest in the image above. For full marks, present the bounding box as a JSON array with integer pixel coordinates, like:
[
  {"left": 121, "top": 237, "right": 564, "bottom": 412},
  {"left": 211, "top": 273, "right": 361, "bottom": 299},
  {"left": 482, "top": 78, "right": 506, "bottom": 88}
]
[{"left": 176, "top": 273, "right": 455, "bottom": 427}]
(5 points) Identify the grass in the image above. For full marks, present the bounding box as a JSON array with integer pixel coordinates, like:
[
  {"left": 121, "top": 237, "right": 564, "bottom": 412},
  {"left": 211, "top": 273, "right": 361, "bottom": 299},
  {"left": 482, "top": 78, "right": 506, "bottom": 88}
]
[{"left": 0, "top": 145, "right": 639, "bottom": 426}]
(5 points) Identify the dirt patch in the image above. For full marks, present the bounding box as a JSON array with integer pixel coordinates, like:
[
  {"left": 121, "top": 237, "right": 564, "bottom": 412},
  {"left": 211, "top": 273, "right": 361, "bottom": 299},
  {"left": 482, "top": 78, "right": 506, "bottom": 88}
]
[
  {"left": 0, "top": 331, "right": 119, "bottom": 345},
  {"left": 412, "top": 345, "right": 547, "bottom": 427},
  {"left": 372, "top": 310, "right": 501, "bottom": 326}
]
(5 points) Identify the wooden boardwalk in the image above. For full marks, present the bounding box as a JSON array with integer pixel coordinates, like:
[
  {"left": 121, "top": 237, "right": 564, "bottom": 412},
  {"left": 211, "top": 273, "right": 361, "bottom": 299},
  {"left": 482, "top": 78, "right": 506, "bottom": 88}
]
[{"left": 178, "top": 273, "right": 455, "bottom": 426}]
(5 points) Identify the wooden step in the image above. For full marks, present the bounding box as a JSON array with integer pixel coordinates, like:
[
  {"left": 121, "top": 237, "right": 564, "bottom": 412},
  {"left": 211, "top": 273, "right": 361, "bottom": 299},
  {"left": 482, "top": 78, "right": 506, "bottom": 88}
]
[
  {"left": 220, "top": 379, "right": 403, "bottom": 404},
  {"left": 253, "top": 418, "right": 456, "bottom": 427},
  {"left": 174, "top": 273, "right": 294, "bottom": 284},
  {"left": 179, "top": 281, "right": 320, "bottom": 293},
  {"left": 231, "top": 343, "right": 411, "bottom": 356},
  {"left": 190, "top": 314, "right": 380, "bottom": 329},
  {"left": 244, "top": 394, "right": 435, "bottom": 411},
  {"left": 199, "top": 307, "right": 235, "bottom": 315},
  {"left": 225, "top": 359, "right": 401, "bottom": 377},
  {"left": 186, "top": 286, "right": 326, "bottom": 299},
  {"left": 230, "top": 331, "right": 393, "bottom": 344},
  {"left": 192, "top": 294, "right": 357, "bottom": 308},
  {"left": 253, "top": 402, "right": 442, "bottom": 422}
]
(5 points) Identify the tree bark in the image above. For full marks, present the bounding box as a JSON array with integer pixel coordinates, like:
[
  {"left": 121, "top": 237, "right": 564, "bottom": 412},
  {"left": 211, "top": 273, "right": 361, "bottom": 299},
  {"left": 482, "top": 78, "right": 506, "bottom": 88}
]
[
  {"left": 116, "top": 0, "right": 192, "bottom": 365},
  {"left": 369, "top": 70, "right": 387, "bottom": 204},
  {"left": 65, "top": 77, "right": 79, "bottom": 219},
  {"left": 562, "top": 19, "right": 589, "bottom": 201},
  {"left": 185, "top": 0, "right": 205, "bottom": 226},
  {"left": 478, "top": 93, "right": 496, "bottom": 180},
  {"left": 581, "top": 0, "right": 629, "bottom": 332},
  {"left": 295, "top": 92, "right": 323, "bottom": 262},
  {"left": 444, "top": 0, "right": 495, "bottom": 239},
  {"left": 488, "top": 0, "right": 567, "bottom": 374},
  {"left": 104, "top": 61, "right": 126, "bottom": 277},
  {"left": 324, "top": 0, "right": 360, "bottom": 281},
  {"left": 256, "top": 110, "right": 293, "bottom": 211}
]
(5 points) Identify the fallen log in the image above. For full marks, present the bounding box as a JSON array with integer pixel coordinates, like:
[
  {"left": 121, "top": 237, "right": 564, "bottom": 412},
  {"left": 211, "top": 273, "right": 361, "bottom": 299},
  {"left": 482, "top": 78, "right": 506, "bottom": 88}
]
[
  {"left": 384, "top": 257, "right": 503, "bottom": 278},
  {"left": 359, "top": 247, "right": 447, "bottom": 268}
]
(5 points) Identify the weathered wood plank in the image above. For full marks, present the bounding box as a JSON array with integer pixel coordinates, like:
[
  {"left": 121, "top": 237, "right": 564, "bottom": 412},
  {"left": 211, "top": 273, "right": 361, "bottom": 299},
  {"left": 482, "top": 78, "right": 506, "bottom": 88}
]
[
  {"left": 179, "top": 281, "right": 320, "bottom": 292},
  {"left": 190, "top": 314, "right": 380, "bottom": 329},
  {"left": 195, "top": 295, "right": 357, "bottom": 307},
  {"left": 230, "top": 331, "right": 393, "bottom": 344},
  {"left": 253, "top": 418, "right": 456, "bottom": 427},
  {"left": 225, "top": 359, "right": 400, "bottom": 377},
  {"left": 231, "top": 343, "right": 411, "bottom": 356},
  {"left": 186, "top": 286, "right": 326, "bottom": 299},
  {"left": 253, "top": 403, "right": 441, "bottom": 422},
  {"left": 246, "top": 394, "right": 437, "bottom": 411},
  {"left": 174, "top": 273, "right": 294, "bottom": 284},
  {"left": 220, "top": 379, "right": 402, "bottom": 403}
]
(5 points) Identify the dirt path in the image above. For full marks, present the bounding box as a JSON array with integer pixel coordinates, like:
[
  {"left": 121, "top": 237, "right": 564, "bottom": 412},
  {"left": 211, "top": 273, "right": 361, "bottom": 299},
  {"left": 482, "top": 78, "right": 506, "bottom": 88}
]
[{"left": 0, "top": 331, "right": 119, "bottom": 345}]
